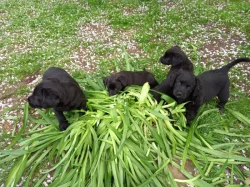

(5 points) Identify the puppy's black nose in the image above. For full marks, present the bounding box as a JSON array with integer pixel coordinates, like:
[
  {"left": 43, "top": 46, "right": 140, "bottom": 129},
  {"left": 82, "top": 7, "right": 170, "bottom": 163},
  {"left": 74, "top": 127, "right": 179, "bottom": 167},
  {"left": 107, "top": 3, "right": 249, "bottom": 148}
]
[
  {"left": 160, "top": 57, "right": 169, "bottom": 65},
  {"left": 159, "top": 57, "right": 164, "bottom": 63}
]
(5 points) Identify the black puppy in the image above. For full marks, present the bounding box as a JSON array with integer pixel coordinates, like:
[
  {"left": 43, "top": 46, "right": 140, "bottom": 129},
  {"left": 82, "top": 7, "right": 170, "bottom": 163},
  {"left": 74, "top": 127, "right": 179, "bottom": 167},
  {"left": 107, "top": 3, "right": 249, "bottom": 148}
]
[
  {"left": 160, "top": 45, "right": 193, "bottom": 72},
  {"left": 103, "top": 70, "right": 158, "bottom": 96},
  {"left": 172, "top": 58, "right": 250, "bottom": 124},
  {"left": 152, "top": 46, "right": 194, "bottom": 102},
  {"left": 28, "top": 67, "right": 86, "bottom": 131}
]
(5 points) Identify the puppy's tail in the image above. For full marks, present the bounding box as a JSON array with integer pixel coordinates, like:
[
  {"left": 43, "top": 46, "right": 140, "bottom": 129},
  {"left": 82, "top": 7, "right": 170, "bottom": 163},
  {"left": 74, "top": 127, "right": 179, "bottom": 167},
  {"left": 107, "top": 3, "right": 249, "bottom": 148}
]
[{"left": 221, "top": 58, "right": 250, "bottom": 72}]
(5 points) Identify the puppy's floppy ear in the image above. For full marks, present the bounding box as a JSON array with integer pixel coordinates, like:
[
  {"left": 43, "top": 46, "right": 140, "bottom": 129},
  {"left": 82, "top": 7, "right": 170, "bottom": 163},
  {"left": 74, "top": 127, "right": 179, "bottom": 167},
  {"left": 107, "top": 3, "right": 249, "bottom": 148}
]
[
  {"left": 42, "top": 79, "right": 63, "bottom": 97},
  {"left": 41, "top": 88, "right": 60, "bottom": 107},
  {"left": 167, "top": 69, "right": 183, "bottom": 88},
  {"left": 103, "top": 76, "right": 110, "bottom": 87},
  {"left": 169, "top": 46, "right": 188, "bottom": 67},
  {"left": 192, "top": 77, "right": 203, "bottom": 104},
  {"left": 171, "top": 53, "right": 183, "bottom": 66},
  {"left": 116, "top": 74, "right": 127, "bottom": 86}
]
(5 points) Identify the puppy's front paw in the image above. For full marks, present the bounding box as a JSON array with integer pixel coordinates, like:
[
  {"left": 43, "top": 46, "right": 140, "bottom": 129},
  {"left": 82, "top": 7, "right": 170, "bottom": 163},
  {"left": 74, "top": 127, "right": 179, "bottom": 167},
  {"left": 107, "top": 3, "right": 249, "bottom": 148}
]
[
  {"left": 217, "top": 106, "right": 225, "bottom": 114},
  {"left": 59, "top": 121, "right": 69, "bottom": 131},
  {"left": 185, "top": 112, "right": 196, "bottom": 126}
]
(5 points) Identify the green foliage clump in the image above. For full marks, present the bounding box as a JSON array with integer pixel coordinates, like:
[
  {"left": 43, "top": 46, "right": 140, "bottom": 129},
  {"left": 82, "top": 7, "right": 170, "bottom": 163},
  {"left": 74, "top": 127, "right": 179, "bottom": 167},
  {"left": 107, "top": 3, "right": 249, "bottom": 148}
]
[{"left": 1, "top": 80, "right": 250, "bottom": 186}]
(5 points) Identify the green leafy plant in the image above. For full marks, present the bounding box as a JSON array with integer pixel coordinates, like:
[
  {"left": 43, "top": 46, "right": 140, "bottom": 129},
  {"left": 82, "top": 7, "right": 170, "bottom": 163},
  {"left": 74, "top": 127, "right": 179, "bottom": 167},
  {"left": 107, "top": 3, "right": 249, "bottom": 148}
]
[
  {"left": 1, "top": 0, "right": 250, "bottom": 185},
  {"left": 1, "top": 80, "right": 250, "bottom": 186}
]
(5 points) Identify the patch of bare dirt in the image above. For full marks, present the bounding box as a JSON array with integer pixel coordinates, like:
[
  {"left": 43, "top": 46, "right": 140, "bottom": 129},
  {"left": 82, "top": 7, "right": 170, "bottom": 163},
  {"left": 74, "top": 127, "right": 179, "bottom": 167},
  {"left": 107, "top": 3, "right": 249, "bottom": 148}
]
[
  {"left": 2, "top": 121, "right": 13, "bottom": 132},
  {"left": 22, "top": 71, "right": 40, "bottom": 84},
  {"left": 199, "top": 35, "right": 243, "bottom": 63},
  {"left": 168, "top": 159, "right": 196, "bottom": 187},
  {"left": 0, "top": 73, "right": 42, "bottom": 137},
  {"left": 0, "top": 82, "right": 24, "bottom": 100},
  {"left": 70, "top": 46, "right": 98, "bottom": 72},
  {"left": 192, "top": 24, "right": 250, "bottom": 94},
  {"left": 0, "top": 72, "right": 40, "bottom": 100},
  {"left": 70, "top": 22, "right": 145, "bottom": 72},
  {"left": 0, "top": 95, "right": 27, "bottom": 139}
]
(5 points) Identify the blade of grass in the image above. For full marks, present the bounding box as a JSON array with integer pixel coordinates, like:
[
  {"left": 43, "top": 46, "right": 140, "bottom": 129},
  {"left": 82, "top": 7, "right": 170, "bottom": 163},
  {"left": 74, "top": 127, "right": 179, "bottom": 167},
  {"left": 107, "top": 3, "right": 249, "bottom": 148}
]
[
  {"left": 7, "top": 103, "right": 29, "bottom": 149},
  {"left": 227, "top": 108, "right": 250, "bottom": 125},
  {"left": 5, "top": 153, "right": 28, "bottom": 187},
  {"left": 139, "top": 82, "right": 150, "bottom": 103}
]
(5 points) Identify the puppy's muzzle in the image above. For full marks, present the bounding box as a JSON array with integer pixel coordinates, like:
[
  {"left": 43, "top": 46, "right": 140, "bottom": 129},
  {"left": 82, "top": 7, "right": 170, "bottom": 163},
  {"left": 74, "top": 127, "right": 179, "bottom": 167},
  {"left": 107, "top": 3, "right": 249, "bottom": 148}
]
[
  {"left": 27, "top": 96, "right": 40, "bottom": 108},
  {"left": 160, "top": 57, "right": 170, "bottom": 65},
  {"left": 175, "top": 92, "right": 184, "bottom": 98},
  {"left": 27, "top": 96, "right": 34, "bottom": 105}
]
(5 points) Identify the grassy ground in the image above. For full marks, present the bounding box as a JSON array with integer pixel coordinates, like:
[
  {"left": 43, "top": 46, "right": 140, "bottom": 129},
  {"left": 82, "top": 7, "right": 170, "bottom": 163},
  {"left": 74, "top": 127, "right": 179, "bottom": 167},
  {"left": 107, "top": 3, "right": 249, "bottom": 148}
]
[{"left": 0, "top": 0, "right": 250, "bottom": 186}]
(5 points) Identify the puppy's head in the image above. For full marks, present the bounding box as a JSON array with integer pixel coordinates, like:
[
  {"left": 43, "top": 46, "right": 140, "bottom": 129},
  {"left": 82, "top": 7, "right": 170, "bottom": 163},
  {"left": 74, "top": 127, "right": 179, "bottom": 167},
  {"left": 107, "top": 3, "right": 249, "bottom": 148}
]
[
  {"left": 28, "top": 80, "right": 61, "bottom": 109},
  {"left": 160, "top": 46, "right": 188, "bottom": 67},
  {"left": 172, "top": 70, "right": 196, "bottom": 103},
  {"left": 103, "top": 74, "right": 127, "bottom": 96}
]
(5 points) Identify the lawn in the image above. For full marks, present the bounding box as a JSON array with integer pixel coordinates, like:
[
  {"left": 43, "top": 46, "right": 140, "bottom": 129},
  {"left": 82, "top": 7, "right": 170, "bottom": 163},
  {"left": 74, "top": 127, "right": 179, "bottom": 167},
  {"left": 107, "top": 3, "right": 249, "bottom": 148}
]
[{"left": 0, "top": 0, "right": 250, "bottom": 186}]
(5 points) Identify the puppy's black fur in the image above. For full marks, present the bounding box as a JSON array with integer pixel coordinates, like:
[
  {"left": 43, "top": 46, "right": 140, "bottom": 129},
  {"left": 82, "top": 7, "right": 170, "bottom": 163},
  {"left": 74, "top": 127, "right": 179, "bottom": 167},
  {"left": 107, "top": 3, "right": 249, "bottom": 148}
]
[
  {"left": 172, "top": 58, "right": 250, "bottom": 124},
  {"left": 152, "top": 46, "right": 194, "bottom": 102},
  {"left": 103, "top": 70, "right": 158, "bottom": 96},
  {"left": 28, "top": 67, "right": 86, "bottom": 131},
  {"left": 160, "top": 46, "right": 193, "bottom": 72}
]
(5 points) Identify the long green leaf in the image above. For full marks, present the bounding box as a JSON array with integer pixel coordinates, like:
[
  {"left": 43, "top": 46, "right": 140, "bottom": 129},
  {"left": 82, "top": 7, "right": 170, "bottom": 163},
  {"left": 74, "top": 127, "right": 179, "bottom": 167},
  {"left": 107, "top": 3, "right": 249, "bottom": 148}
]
[
  {"left": 7, "top": 103, "right": 29, "bottom": 149},
  {"left": 227, "top": 108, "right": 250, "bottom": 125},
  {"left": 5, "top": 153, "right": 28, "bottom": 187}
]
